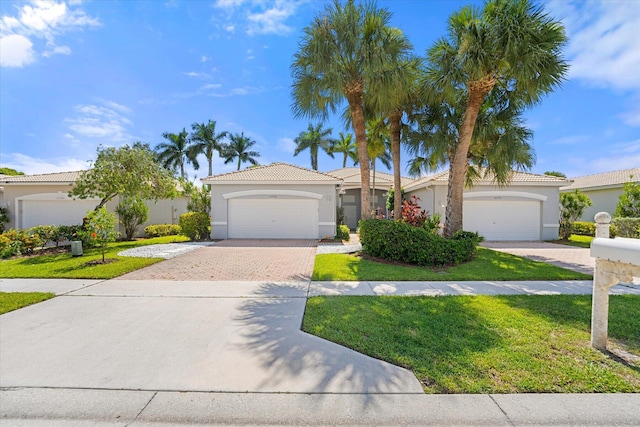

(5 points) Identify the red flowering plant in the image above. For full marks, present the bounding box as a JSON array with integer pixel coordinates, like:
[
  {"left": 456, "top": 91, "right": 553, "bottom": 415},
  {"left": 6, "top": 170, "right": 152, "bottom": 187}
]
[
  {"left": 79, "top": 207, "right": 119, "bottom": 263},
  {"left": 400, "top": 196, "right": 428, "bottom": 227}
]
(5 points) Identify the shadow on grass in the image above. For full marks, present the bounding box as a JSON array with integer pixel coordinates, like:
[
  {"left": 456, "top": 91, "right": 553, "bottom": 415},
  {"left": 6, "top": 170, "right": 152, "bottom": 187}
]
[{"left": 234, "top": 283, "right": 424, "bottom": 402}]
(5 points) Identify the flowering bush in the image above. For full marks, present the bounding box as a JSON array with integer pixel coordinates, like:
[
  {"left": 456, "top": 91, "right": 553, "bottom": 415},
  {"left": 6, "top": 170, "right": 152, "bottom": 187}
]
[
  {"left": 0, "top": 228, "right": 44, "bottom": 258},
  {"left": 79, "top": 207, "right": 119, "bottom": 262},
  {"left": 400, "top": 196, "right": 428, "bottom": 227}
]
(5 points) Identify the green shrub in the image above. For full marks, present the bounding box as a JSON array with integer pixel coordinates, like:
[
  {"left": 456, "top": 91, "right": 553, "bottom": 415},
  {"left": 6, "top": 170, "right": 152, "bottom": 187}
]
[
  {"left": 0, "top": 229, "right": 44, "bottom": 258},
  {"left": 58, "top": 225, "right": 83, "bottom": 243},
  {"left": 179, "top": 212, "right": 210, "bottom": 240},
  {"left": 0, "top": 205, "right": 8, "bottom": 233},
  {"left": 611, "top": 217, "right": 640, "bottom": 238},
  {"left": 144, "top": 224, "right": 182, "bottom": 237},
  {"left": 78, "top": 207, "right": 120, "bottom": 262},
  {"left": 115, "top": 196, "right": 149, "bottom": 240},
  {"left": 572, "top": 221, "right": 595, "bottom": 236},
  {"left": 559, "top": 190, "right": 592, "bottom": 240},
  {"left": 336, "top": 224, "right": 350, "bottom": 241},
  {"left": 358, "top": 219, "right": 480, "bottom": 267},
  {"left": 28, "top": 225, "right": 60, "bottom": 248}
]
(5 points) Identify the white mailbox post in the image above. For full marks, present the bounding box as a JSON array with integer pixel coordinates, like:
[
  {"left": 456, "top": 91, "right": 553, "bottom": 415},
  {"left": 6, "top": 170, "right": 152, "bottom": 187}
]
[{"left": 590, "top": 213, "right": 640, "bottom": 350}]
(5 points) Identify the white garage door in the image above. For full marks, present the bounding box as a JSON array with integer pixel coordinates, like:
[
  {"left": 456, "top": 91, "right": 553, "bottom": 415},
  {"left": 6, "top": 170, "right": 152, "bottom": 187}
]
[
  {"left": 463, "top": 200, "right": 541, "bottom": 241},
  {"left": 228, "top": 198, "right": 319, "bottom": 239},
  {"left": 22, "top": 199, "right": 98, "bottom": 229}
]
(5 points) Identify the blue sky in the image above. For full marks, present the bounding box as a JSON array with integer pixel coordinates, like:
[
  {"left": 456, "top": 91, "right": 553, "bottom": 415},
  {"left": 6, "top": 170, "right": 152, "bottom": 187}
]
[{"left": 1, "top": 0, "right": 638, "bottom": 180}]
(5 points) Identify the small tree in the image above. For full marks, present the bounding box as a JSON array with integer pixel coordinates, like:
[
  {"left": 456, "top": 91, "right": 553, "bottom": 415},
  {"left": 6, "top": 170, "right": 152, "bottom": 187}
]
[
  {"left": 80, "top": 207, "right": 119, "bottom": 263},
  {"left": 559, "top": 190, "right": 592, "bottom": 240},
  {"left": 0, "top": 204, "right": 9, "bottom": 232},
  {"left": 544, "top": 171, "right": 566, "bottom": 178},
  {"left": 115, "top": 196, "right": 149, "bottom": 240},
  {"left": 615, "top": 178, "right": 640, "bottom": 218}
]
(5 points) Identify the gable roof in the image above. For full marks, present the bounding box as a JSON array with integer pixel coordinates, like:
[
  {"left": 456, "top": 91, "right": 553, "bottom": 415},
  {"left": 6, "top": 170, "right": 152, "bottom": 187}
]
[
  {"left": 1, "top": 171, "right": 84, "bottom": 184},
  {"left": 404, "top": 169, "right": 568, "bottom": 191},
  {"left": 327, "top": 167, "right": 413, "bottom": 187},
  {"left": 561, "top": 168, "right": 640, "bottom": 191},
  {"left": 202, "top": 162, "right": 342, "bottom": 184}
]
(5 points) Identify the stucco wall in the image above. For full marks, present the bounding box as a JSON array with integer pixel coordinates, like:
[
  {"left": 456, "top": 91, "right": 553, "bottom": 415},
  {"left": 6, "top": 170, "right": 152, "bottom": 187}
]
[
  {"left": 138, "top": 197, "right": 189, "bottom": 236},
  {"left": 568, "top": 188, "right": 623, "bottom": 222},
  {"left": 210, "top": 183, "right": 339, "bottom": 239}
]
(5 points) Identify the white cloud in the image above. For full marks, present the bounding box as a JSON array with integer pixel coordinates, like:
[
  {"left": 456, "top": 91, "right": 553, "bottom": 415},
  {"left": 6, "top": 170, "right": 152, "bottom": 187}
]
[
  {"left": 212, "top": 0, "right": 300, "bottom": 36},
  {"left": 200, "top": 83, "right": 222, "bottom": 90},
  {"left": 1, "top": 152, "right": 90, "bottom": 175},
  {"left": 201, "top": 55, "right": 210, "bottom": 62},
  {"left": 277, "top": 137, "right": 296, "bottom": 153},
  {"left": 183, "top": 71, "right": 211, "bottom": 79},
  {"left": 223, "top": 23, "right": 235, "bottom": 33},
  {"left": 0, "top": 34, "right": 35, "bottom": 67},
  {"left": 65, "top": 100, "right": 134, "bottom": 143},
  {"left": 564, "top": 139, "right": 640, "bottom": 176},
  {"left": 247, "top": 2, "right": 296, "bottom": 35},
  {"left": 0, "top": 0, "right": 100, "bottom": 68}
]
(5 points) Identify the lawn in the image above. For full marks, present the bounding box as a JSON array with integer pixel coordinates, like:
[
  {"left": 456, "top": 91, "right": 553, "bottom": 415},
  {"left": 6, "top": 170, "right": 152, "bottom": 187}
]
[
  {"left": 0, "top": 236, "right": 189, "bottom": 279},
  {"left": 0, "top": 292, "right": 55, "bottom": 314},
  {"left": 313, "top": 247, "right": 592, "bottom": 281},
  {"left": 303, "top": 294, "right": 640, "bottom": 393},
  {"left": 549, "top": 235, "right": 594, "bottom": 249}
]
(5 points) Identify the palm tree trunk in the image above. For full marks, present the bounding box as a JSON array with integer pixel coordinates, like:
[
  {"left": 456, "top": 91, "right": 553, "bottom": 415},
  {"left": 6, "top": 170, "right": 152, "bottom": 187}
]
[
  {"left": 208, "top": 156, "right": 213, "bottom": 177},
  {"left": 311, "top": 144, "right": 318, "bottom": 170},
  {"left": 371, "top": 159, "right": 376, "bottom": 214},
  {"left": 389, "top": 112, "right": 402, "bottom": 221},
  {"left": 237, "top": 156, "right": 241, "bottom": 171},
  {"left": 444, "top": 79, "right": 494, "bottom": 237},
  {"left": 347, "top": 92, "right": 371, "bottom": 221},
  {"left": 180, "top": 161, "right": 185, "bottom": 180},
  {"left": 342, "top": 153, "right": 347, "bottom": 168}
]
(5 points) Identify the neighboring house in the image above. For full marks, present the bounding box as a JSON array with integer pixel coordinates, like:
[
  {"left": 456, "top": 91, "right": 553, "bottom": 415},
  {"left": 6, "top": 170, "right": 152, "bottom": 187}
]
[
  {"left": 202, "top": 163, "right": 342, "bottom": 239},
  {"left": 560, "top": 168, "right": 640, "bottom": 222},
  {"left": 328, "top": 168, "right": 414, "bottom": 230},
  {"left": 0, "top": 171, "right": 188, "bottom": 236},
  {"left": 404, "top": 170, "right": 567, "bottom": 241}
]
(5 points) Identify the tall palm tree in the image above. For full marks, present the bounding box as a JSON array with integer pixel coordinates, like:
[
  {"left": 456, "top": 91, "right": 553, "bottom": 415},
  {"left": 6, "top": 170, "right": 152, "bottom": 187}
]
[
  {"left": 426, "top": 0, "right": 568, "bottom": 237},
  {"left": 332, "top": 132, "right": 358, "bottom": 168},
  {"left": 366, "top": 117, "right": 392, "bottom": 213},
  {"left": 156, "top": 128, "right": 197, "bottom": 179},
  {"left": 293, "top": 123, "right": 335, "bottom": 170},
  {"left": 223, "top": 132, "right": 260, "bottom": 171},
  {"left": 291, "top": 0, "right": 412, "bottom": 220},
  {"left": 189, "top": 120, "right": 228, "bottom": 177}
]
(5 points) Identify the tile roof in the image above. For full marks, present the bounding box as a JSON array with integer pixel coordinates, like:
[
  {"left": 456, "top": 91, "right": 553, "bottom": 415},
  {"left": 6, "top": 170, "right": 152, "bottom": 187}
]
[
  {"left": 404, "top": 169, "right": 567, "bottom": 191},
  {"left": 203, "top": 163, "right": 342, "bottom": 183},
  {"left": 561, "top": 168, "right": 640, "bottom": 191},
  {"left": 327, "top": 167, "right": 413, "bottom": 187},
  {"left": 1, "top": 171, "right": 84, "bottom": 183}
]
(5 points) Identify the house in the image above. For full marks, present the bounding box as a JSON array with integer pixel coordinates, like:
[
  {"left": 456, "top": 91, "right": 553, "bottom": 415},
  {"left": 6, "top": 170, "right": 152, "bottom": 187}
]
[
  {"left": 404, "top": 170, "right": 568, "bottom": 241},
  {"left": 560, "top": 168, "right": 640, "bottom": 222},
  {"left": 0, "top": 171, "right": 188, "bottom": 236},
  {"left": 202, "top": 163, "right": 342, "bottom": 239},
  {"left": 328, "top": 167, "right": 414, "bottom": 229}
]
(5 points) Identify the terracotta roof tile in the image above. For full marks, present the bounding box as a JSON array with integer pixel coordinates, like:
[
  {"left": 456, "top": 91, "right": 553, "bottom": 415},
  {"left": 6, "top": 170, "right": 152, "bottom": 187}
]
[
  {"left": 561, "top": 168, "right": 640, "bottom": 190},
  {"left": 404, "top": 169, "right": 567, "bottom": 191},
  {"left": 1, "top": 171, "right": 84, "bottom": 183},
  {"left": 203, "top": 163, "right": 342, "bottom": 182}
]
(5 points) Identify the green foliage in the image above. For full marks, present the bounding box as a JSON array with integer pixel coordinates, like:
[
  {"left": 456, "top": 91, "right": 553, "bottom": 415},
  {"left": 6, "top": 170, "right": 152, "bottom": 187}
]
[
  {"left": 0, "top": 205, "right": 9, "bottom": 233},
  {"left": 336, "top": 224, "right": 350, "bottom": 241},
  {"left": 58, "top": 225, "right": 83, "bottom": 243},
  {"left": 400, "top": 196, "right": 428, "bottom": 227},
  {"left": 79, "top": 207, "right": 119, "bottom": 262},
  {"left": 336, "top": 207, "right": 345, "bottom": 225},
  {"left": 189, "top": 119, "right": 228, "bottom": 177},
  {"left": 385, "top": 187, "right": 405, "bottom": 213},
  {"left": 571, "top": 221, "right": 595, "bottom": 236},
  {"left": 544, "top": 171, "right": 566, "bottom": 178},
  {"left": 144, "top": 224, "right": 182, "bottom": 237},
  {"left": 223, "top": 132, "right": 260, "bottom": 170},
  {"left": 332, "top": 132, "right": 358, "bottom": 168},
  {"left": 559, "top": 190, "right": 592, "bottom": 240},
  {"left": 115, "top": 196, "right": 149, "bottom": 240},
  {"left": 70, "top": 144, "right": 177, "bottom": 210},
  {"left": 0, "top": 229, "right": 44, "bottom": 258},
  {"left": 424, "top": 212, "right": 442, "bottom": 235},
  {"left": 294, "top": 123, "right": 335, "bottom": 170},
  {"left": 0, "top": 167, "right": 25, "bottom": 176},
  {"left": 611, "top": 217, "right": 640, "bottom": 239},
  {"left": 156, "top": 128, "right": 197, "bottom": 179},
  {"left": 27, "top": 225, "right": 60, "bottom": 248},
  {"left": 615, "top": 179, "right": 640, "bottom": 218},
  {"left": 358, "top": 219, "right": 479, "bottom": 267},
  {"left": 179, "top": 212, "right": 210, "bottom": 240},
  {"left": 181, "top": 179, "right": 211, "bottom": 215}
]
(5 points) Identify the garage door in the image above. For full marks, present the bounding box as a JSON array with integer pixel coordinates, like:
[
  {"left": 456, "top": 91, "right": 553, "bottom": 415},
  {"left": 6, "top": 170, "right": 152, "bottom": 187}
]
[
  {"left": 22, "top": 199, "right": 98, "bottom": 229},
  {"left": 228, "top": 198, "right": 319, "bottom": 239},
  {"left": 463, "top": 200, "right": 540, "bottom": 241}
]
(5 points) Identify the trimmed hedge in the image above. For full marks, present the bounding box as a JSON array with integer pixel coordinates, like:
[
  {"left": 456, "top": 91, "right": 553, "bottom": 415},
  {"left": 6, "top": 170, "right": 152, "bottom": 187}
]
[
  {"left": 572, "top": 221, "right": 595, "bottom": 236},
  {"left": 144, "top": 224, "right": 182, "bottom": 238},
  {"left": 179, "top": 212, "right": 210, "bottom": 240},
  {"left": 336, "top": 224, "right": 350, "bottom": 241},
  {"left": 611, "top": 217, "right": 640, "bottom": 239},
  {"left": 359, "top": 219, "right": 481, "bottom": 267}
]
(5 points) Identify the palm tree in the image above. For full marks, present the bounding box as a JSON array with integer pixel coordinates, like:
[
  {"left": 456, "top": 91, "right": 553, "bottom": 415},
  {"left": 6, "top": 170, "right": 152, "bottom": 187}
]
[
  {"left": 426, "top": 0, "right": 568, "bottom": 237},
  {"left": 293, "top": 123, "right": 335, "bottom": 170},
  {"left": 189, "top": 120, "right": 228, "bottom": 177},
  {"left": 366, "top": 117, "right": 392, "bottom": 214},
  {"left": 291, "top": 0, "right": 412, "bottom": 220},
  {"left": 332, "top": 132, "right": 358, "bottom": 168},
  {"left": 223, "top": 132, "right": 260, "bottom": 171},
  {"left": 156, "top": 128, "right": 197, "bottom": 179}
]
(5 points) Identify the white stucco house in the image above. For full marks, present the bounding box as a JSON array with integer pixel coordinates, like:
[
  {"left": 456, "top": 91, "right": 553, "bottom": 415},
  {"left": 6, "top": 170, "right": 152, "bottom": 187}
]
[
  {"left": 560, "top": 168, "right": 640, "bottom": 222},
  {"left": 202, "top": 163, "right": 568, "bottom": 241}
]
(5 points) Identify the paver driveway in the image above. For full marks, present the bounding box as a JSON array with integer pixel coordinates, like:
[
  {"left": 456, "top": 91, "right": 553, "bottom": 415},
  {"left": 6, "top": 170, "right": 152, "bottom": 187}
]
[{"left": 117, "top": 239, "right": 317, "bottom": 281}]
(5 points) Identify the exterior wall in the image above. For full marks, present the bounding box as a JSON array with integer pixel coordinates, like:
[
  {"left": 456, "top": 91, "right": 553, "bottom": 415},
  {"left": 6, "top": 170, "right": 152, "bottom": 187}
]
[
  {"left": 407, "top": 184, "right": 562, "bottom": 240},
  {"left": 210, "top": 183, "right": 338, "bottom": 239},
  {"left": 137, "top": 197, "right": 189, "bottom": 236},
  {"left": 565, "top": 187, "right": 623, "bottom": 222},
  {"left": 339, "top": 188, "right": 390, "bottom": 230}
]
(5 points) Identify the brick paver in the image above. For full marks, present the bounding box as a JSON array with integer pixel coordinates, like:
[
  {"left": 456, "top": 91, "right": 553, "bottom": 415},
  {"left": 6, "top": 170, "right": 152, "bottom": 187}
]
[
  {"left": 117, "top": 240, "right": 317, "bottom": 281},
  {"left": 481, "top": 241, "right": 594, "bottom": 275}
]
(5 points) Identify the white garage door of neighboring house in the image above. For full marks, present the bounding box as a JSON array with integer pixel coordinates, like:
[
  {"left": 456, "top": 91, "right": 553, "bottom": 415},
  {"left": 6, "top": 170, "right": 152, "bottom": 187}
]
[
  {"left": 21, "top": 199, "right": 98, "bottom": 229},
  {"left": 228, "top": 198, "right": 319, "bottom": 239},
  {"left": 463, "top": 200, "right": 541, "bottom": 241}
]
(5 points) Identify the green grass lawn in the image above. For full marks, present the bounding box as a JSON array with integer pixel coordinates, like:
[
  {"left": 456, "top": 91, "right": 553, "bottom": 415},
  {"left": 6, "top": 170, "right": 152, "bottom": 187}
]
[
  {"left": 303, "top": 294, "right": 640, "bottom": 393},
  {"left": 313, "top": 247, "right": 592, "bottom": 281},
  {"left": 0, "top": 292, "right": 55, "bottom": 314},
  {"left": 0, "top": 235, "right": 189, "bottom": 279},
  {"left": 549, "top": 235, "right": 594, "bottom": 249}
]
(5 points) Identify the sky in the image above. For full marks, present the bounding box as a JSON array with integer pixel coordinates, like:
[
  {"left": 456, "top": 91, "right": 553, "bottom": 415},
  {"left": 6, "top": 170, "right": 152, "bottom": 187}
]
[{"left": 1, "top": 0, "right": 639, "bottom": 181}]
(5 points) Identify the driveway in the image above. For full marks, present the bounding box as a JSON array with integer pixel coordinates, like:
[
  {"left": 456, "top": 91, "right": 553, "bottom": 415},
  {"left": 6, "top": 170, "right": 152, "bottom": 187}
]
[
  {"left": 117, "top": 239, "right": 317, "bottom": 281},
  {"left": 481, "top": 241, "right": 595, "bottom": 275}
]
